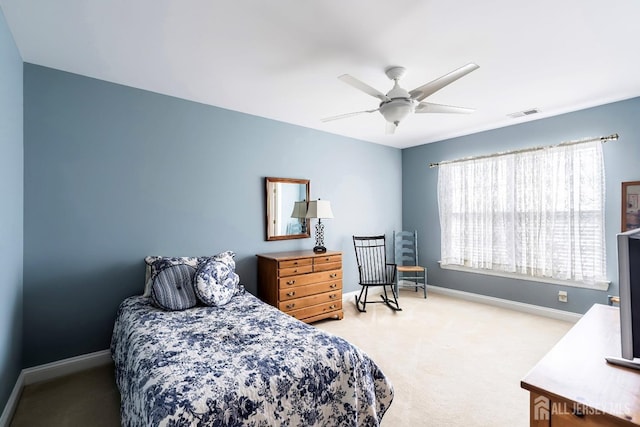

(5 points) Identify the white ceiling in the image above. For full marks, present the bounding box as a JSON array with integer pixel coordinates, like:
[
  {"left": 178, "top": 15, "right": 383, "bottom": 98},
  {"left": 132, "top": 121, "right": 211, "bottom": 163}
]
[{"left": 2, "top": 0, "right": 640, "bottom": 149}]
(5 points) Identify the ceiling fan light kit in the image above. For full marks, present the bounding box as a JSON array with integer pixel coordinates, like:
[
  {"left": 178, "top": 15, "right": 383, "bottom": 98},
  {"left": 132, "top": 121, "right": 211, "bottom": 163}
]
[
  {"left": 380, "top": 99, "right": 415, "bottom": 124},
  {"left": 323, "top": 63, "right": 479, "bottom": 134}
]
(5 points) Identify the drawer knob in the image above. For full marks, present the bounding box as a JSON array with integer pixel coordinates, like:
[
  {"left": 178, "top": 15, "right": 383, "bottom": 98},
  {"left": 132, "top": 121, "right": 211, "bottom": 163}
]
[
  {"left": 329, "top": 273, "right": 337, "bottom": 278},
  {"left": 293, "top": 261, "right": 298, "bottom": 265},
  {"left": 329, "top": 305, "right": 336, "bottom": 310},
  {"left": 286, "top": 280, "right": 296, "bottom": 285},
  {"left": 325, "top": 257, "right": 330, "bottom": 261},
  {"left": 329, "top": 283, "right": 337, "bottom": 288},
  {"left": 329, "top": 294, "right": 337, "bottom": 299},
  {"left": 286, "top": 303, "right": 295, "bottom": 309},
  {"left": 286, "top": 291, "right": 296, "bottom": 297}
]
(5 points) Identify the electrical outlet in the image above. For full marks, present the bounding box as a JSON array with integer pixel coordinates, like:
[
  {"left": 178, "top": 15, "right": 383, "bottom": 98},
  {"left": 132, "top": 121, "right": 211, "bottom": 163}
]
[{"left": 558, "top": 291, "right": 568, "bottom": 303}]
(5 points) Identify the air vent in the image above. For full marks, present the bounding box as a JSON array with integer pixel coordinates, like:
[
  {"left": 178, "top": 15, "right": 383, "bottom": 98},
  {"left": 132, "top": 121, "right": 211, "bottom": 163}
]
[{"left": 508, "top": 108, "right": 540, "bottom": 118}]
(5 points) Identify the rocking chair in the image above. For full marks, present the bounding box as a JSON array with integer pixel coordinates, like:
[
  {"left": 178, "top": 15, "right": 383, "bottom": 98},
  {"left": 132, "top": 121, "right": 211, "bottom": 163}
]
[{"left": 352, "top": 235, "right": 402, "bottom": 312}]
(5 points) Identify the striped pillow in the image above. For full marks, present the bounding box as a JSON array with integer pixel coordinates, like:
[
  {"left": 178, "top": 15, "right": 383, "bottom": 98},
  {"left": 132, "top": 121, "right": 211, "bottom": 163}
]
[
  {"left": 151, "top": 264, "right": 197, "bottom": 311},
  {"left": 143, "top": 256, "right": 201, "bottom": 297}
]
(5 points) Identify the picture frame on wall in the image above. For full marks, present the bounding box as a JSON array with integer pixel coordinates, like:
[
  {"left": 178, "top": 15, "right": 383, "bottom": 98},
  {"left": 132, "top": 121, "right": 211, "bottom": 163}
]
[{"left": 622, "top": 181, "right": 640, "bottom": 231}]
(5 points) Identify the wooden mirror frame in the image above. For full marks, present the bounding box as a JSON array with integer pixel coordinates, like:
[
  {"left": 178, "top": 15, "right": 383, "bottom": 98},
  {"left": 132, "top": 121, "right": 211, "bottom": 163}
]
[
  {"left": 622, "top": 180, "right": 640, "bottom": 232},
  {"left": 265, "top": 177, "right": 310, "bottom": 241}
]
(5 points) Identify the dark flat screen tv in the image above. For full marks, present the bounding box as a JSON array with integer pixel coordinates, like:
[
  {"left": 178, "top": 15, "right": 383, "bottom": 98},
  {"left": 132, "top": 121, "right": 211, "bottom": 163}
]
[{"left": 606, "top": 228, "right": 640, "bottom": 370}]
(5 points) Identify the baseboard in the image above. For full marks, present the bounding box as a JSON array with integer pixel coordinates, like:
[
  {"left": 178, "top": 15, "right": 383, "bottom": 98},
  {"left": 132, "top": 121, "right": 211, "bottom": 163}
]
[
  {"left": 0, "top": 371, "right": 24, "bottom": 427},
  {"left": 426, "top": 284, "right": 582, "bottom": 323},
  {"left": 343, "top": 285, "right": 582, "bottom": 323},
  {"left": 0, "top": 349, "right": 112, "bottom": 427},
  {"left": 22, "top": 349, "right": 112, "bottom": 386}
]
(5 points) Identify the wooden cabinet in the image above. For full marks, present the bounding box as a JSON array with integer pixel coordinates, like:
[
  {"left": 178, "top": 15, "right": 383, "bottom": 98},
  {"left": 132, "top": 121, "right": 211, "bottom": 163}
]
[
  {"left": 521, "top": 304, "right": 640, "bottom": 427},
  {"left": 256, "top": 250, "right": 344, "bottom": 323}
]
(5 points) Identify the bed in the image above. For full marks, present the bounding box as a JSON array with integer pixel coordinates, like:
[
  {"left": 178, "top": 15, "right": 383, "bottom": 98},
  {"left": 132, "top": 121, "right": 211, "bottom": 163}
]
[{"left": 111, "top": 292, "right": 394, "bottom": 426}]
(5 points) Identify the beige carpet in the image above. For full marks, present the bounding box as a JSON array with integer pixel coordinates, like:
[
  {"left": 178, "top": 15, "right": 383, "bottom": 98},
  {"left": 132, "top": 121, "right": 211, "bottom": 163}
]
[
  {"left": 9, "top": 291, "right": 572, "bottom": 426},
  {"left": 315, "top": 290, "right": 573, "bottom": 426}
]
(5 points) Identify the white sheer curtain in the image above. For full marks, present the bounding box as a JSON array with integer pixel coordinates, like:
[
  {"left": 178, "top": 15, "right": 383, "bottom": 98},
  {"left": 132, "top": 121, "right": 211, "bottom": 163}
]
[{"left": 437, "top": 140, "right": 607, "bottom": 287}]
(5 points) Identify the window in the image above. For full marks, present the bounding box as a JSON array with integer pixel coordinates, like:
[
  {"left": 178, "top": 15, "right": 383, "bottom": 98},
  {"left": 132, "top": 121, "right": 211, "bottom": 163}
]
[{"left": 437, "top": 140, "right": 607, "bottom": 289}]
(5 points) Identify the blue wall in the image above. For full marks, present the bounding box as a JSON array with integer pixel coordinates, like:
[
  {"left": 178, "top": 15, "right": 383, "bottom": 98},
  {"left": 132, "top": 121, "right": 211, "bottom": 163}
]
[
  {"left": 17, "top": 48, "right": 640, "bottom": 372},
  {"left": 402, "top": 98, "right": 640, "bottom": 314},
  {"left": 23, "top": 64, "right": 402, "bottom": 367},
  {"left": 0, "top": 7, "right": 23, "bottom": 410}
]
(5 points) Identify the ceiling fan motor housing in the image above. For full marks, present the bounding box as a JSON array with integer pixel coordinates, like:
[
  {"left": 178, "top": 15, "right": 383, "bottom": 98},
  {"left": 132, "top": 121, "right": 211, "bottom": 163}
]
[{"left": 379, "top": 74, "right": 416, "bottom": 125}]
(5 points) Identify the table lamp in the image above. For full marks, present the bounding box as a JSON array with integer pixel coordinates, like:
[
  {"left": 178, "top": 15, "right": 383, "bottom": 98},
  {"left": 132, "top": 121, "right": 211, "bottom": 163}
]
[{"left": 305, "top": 199, "right": 334, "bottom": 253}]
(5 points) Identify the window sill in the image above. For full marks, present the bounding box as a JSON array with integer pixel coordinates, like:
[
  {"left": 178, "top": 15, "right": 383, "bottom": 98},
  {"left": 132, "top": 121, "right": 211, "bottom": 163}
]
[{"left": 438, "top": 262, "right": 610, "bottom": 291}]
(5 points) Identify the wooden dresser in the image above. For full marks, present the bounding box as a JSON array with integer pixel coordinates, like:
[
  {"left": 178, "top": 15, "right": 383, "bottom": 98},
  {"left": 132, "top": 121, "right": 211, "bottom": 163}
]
[
  {"left": 521, "top": 304, "right": 640, "bottom": 427},
  {"left": 256, "top": 250, "right": 343, "bottom": 323}
]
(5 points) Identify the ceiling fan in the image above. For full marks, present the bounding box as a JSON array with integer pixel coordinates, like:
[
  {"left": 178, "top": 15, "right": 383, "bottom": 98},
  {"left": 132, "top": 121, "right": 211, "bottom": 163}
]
[{"left": 322, "top": 63, "right": 479, "bottom": 134}]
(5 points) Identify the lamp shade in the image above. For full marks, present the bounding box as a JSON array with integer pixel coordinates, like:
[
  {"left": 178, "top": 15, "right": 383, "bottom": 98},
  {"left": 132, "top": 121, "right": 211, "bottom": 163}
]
[
  {"left": 290, "top": 201, "right": 307, "bottom": 218},
  {"left": 305, "top": 200, "right": 334, "bottom": 219}
]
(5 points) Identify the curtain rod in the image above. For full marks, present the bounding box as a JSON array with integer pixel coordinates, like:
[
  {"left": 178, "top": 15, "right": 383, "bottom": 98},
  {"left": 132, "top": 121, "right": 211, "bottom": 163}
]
[{"left": 428, "top": 133, "right": 619, "bottom": 168}]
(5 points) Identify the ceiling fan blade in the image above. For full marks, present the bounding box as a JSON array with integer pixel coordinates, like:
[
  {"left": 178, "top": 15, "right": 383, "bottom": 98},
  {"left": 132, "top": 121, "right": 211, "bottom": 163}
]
[
  {"left": 409, "top": 63, "right": 479, "bottom": 102},
  {"left": 385, "top": 121, "right": 397, "bottom": 135},
  {"left": 338, "top": 74, "right": 390, "bottom": 102},
  {"left": 415, "top": 102, "right": 475, "bottom": 114},
  {"left": 321, "top": 108, "right": 379, "bottom": 122}
]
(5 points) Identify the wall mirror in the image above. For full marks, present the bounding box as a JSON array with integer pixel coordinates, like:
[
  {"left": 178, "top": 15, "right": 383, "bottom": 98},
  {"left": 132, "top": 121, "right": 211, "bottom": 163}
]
[
  {"left": 265, "top": 177, "right": 310, "bottom": 241},
  {"left": 622, "top": 180, "right": 640, "bottom": 231}
]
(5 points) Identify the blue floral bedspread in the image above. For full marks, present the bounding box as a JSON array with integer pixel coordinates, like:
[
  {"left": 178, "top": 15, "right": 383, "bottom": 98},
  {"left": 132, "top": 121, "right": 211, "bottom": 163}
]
[{"left": 111, "top": 294, "right": 393, "bottom": 426}]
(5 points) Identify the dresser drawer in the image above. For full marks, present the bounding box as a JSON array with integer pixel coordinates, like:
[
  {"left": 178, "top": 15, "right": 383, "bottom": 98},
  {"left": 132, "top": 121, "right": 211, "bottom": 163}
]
[
  {"left": 287, "top": 300, "right": 343, "bottom": 321},
  {"left": 278, "top": 270, "right": 342, "bottom": 288},
  {"left": 278, "top": 291, "right": 341, "bottom": 312},
  {"left": 314, "top": 254, "right": 342, "bottom": 265},
  {"left": 279, "top": 265, "right": 313, "bottom": 277},
  {"left": 314, "top": 261, "right": 342, "bottom": 272},
  {"left": 278, "top": 258, "right": 313, "bottom": 269},
  {"left": 279, "top": 280, "right": 342, "bottom": 301},
  {"left": 551, "top": 411, "right": 631, "bottom": 427}
]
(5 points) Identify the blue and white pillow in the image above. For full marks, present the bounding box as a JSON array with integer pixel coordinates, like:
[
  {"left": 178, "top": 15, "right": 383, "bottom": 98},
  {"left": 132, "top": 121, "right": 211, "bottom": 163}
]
[
  {"left": 150, "top": 264, "right": 197, "bottom": 311},
  {"left": 211, "top": 250, "right": 236, "bottom": 270},
  {"left": 194, "top": 257, "right": 240, "bottom": 307}
]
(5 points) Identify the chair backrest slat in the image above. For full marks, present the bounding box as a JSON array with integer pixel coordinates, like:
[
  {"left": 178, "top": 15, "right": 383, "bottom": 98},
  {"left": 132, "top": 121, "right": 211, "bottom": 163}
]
[
  {"left": 353, "top": 235, "right": 389, "bottom": 284},
  {"left": 393, "top": 230, "right": 419, "bottom": 267}
]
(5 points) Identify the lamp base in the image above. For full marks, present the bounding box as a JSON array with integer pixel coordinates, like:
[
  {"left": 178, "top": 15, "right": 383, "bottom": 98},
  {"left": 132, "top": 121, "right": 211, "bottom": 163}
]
[{"left": 313, "top": 246, "right": 327, "bottom": 253}]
